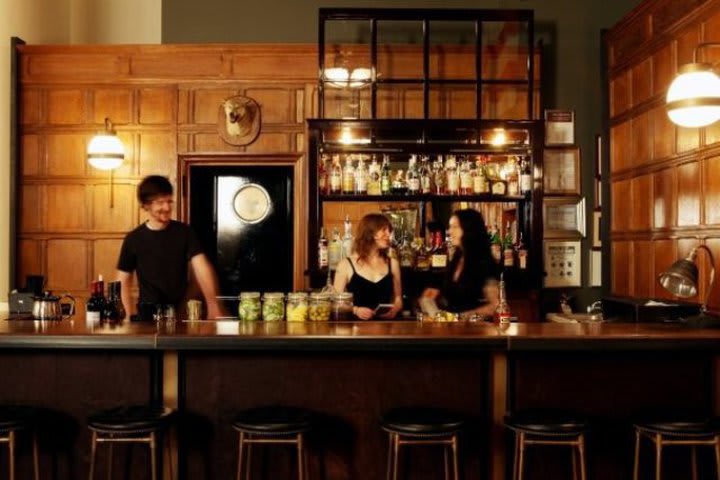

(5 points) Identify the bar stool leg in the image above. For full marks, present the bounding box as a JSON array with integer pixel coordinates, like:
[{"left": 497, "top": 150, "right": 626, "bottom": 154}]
[
  {"left": 245, "top": 442, "right": 253, "bottom": 480},
  {"left": 150, "top": 432, "right": 157, "bottom": 480},
  {"left": 32, "top": 431, "right": 39, "bottom": 480},
  {"left": 691, "top": 445, "right": 698, "bottom": 480},
  {"left": 512, "top": 433, "right": 520, "bottom": 480},
  {"left": 89, "top": 431, "right": 98, "bottom": 480},
  {"left": 578, "top": 434, "right": 587, "bottom": 480},
  {"left": 572, "top": 441, "right": 578, "bottom": 480},
  {"left": 236, "top": 432, "right": 245, "bottom": 480},
  {"left": 517, "top": 432, "right": 526, "bottom": 480},
  {"left": 107, "top": 443, "right": 113, "bottom": 480},
  {"left": 444, "top": 443, "right": 450, "bottom": 480},
  {"left": 633, "top": 430, "right": 641, "bottom": 480},
  {"left": 391, "top": 433, "right": 400, "bottom": 480},
  {"left": 297, "top": 433, "right": 305, "bottom": 480},
  {"left": 8, "top": 430, "right": 15, "bottom": 480},
  {"left": 451, "top": 434, "right": 459, "bottom": 480},
  {"left": 386, "top": 433, "right": 394, "bottom": 480},
  {"left": 714, "top": 435, "right": 720, "bottom": 480},
  {"left": 655, "top": 434, "right": 662, "bottom": 480}
]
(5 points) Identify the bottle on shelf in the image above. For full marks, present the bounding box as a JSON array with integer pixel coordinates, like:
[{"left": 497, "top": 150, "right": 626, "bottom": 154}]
[
  {"left": 489, "top": 223, "right": 502, "bottom": 263},
  {"left": 328, "top": 228, "right": 342, "bottom": 270},
  {"left": 86, "top": 276, "right": 105, "bottom": 324},
  {"left": 318, "top": 154, "right": 329, "bottom": 194},
  {"left": 494, "top": 273, "right": 511, "bottom": 325},
  {"left": 520, "top": 156, "right": 533, "bottom": 194},
  {"left": 399, "top": 236, "right": 416, "bottom": 268},
  {"left": 406, "top": 155, "right": 420, "bottom": 194},
  {"left": 392, "top": 169, "right": 407, "bottom": 195},
  {"left": 419, "top": 155, "right": 433, "bottom": 194},
  {"left": 473, "top": 156, "right": 489, "bottom": 194},
  {"left": 342, "top": 215, "right": 354, "bottom": 258},
  {"left": 445, "top": 155, "right": 459, "bottom": 194},
  {"left": 367, "top": 155, "right": 382, "bottom": 195},
  {"left": 506, "top": 156, "right": 520, "bottom": 196},
  {"left": 329, "top": 154, "right": 342, "bottom": 194},
  {"left": 459, "top": 156, "right": 473, "bottom": 194},
  {"left": 318, "top": 227, "right": 329, "bottom": 269},
  {"left": 430, "top": 230, "right": 448, "bottom": 269},
  {"left": 503, "top": 221, "right": 515, "bottom": 268},
  {"left": 380, "top": 154, "right": 392, "bottom": 195},
  {"left": 113, "top": 281, "right": 126, "bottom": 321},
  {"left": 342, "top": 155, "right": 355, "bottom": 194},
  {"left": 516, "top": 232, "right": 528, "bottom": 270},
  {"left": 432, "top": 155, "right": 446, "bottom": 195},
  {"left": 414, "top": 238, "right": 430, "bottom": 271},
  {"left": 355, "top": 156, "right": 368, "bottom": 194}
]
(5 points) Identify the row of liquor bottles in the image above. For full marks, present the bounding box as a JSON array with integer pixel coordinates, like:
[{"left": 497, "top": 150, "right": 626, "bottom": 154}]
[
  {"left": 317, "top": 216, "right": 528, "bottom": 271},
  {"left": 86, "top": 275, "right": 126, "bottom": 323},
  {"left": 318, "top": 153, "right": 533, "bottom": 197}
]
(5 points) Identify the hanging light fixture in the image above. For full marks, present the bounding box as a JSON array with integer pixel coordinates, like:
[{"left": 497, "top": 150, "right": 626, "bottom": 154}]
[
  {"left": 87, "top": 118, "right": 125, "bottom": 170},
  {"left": 322, "top": 49, "right": 371, "bottom": 89},
  {"left": 666, "top": 43, "right": 720, "bottom": 128}
]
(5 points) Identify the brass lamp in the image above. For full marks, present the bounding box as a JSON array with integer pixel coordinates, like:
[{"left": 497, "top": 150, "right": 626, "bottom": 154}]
[
  {"left": 87, "top": 117, "right": 125, "bottom": 208},
  {"left": 658, "top": 245, "right": 720, "bottom": 327},
  {"left": 666, "top": 43, "right": 720, "bottom": 128}
]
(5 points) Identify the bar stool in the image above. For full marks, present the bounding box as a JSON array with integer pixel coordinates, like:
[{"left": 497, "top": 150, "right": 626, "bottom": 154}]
[
  {"left": 87, "top": 405, "right": 175, "bottom": 480},
  {"left": 0, "top": 406, "right": 40, "bottom": 480},
  {"left": 633, "top": 416, "right": 720, "bottom": 480},
  {"left": 504, "top": 409, "right": 588, "bottom": 480},
  {"left": 232, "top": 406, "right": 313, "bottom": 480},
  {"left": 381, "top": 407, "right": 464, "bottom": 480}
]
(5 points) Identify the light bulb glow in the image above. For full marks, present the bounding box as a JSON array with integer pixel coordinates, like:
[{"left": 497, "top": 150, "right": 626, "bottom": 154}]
[
  {"left": 87, "top": 133, "right": 124, "bottom": 170},
  {"left": 666, "top": 64, "right": 720, "bottom": 127}
]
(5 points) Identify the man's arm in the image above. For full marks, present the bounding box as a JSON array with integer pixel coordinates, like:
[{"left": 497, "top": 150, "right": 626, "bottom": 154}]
[
  {"left": 116, "top": 270, "right": 134, "bottom": 317},
  {"left": 190, "top": 253, "right": 224, "bottom": 319}
]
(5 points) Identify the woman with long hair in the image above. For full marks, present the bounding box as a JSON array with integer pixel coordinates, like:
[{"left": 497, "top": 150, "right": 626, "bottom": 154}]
[
  {"left": 333, "top": 213, "right": 403, "bottom": 320},
  {"left": 423, "top": 208, "right": 499, "bottom": 316}
]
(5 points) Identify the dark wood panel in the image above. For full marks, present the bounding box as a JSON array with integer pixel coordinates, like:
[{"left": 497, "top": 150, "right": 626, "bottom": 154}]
[
  {"left": 653, "top": 167, "right": 677, "bottom": 229},
  {"left": 705, "top": 155, "right": 720, "bottom": 225},
  {"left": 633, "top": 239, "right": 653, "bottom": 297},
  {"left": 677, "top": 161, "right": 701, "bottom": 227},
  {"left": 653, "top": 238, "right": 677, "bottom": 299},
  {"left": 612, "top": 240, "right": 632, "bottom": 296},
  {"left": 652, "top": 44, "right": 673, "bottom": 98},
  {"left": 630, "top": 174, "right": 652, "bottom": 231},
  {"left": 631, "top": 58, "right": 652, "bottom": 107},
  {"left": 611, "top": 179, "right": 631, "bottom": 232}
]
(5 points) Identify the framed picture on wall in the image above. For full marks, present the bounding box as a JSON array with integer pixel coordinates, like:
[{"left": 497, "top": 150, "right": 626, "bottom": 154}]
[
  {"left": 592, "top": 210, "right": 602, "bottom": 248},
  {"left": 543, "top": 147, "right": 581, "bottom": 195},
  {"left": 543, "top": 197, "right": 586, "bottom": 238},
  {"left": 545, "top": 109, "right": 575, "bottom": 145},
  {"left": 543, "top": 240, "right": 582, "bottom": 288}
]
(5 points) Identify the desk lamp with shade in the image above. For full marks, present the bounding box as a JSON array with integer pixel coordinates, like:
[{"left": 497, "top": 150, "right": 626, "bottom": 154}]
[{"left": 658, "top": 245, "right": 720, "bottom": 327}]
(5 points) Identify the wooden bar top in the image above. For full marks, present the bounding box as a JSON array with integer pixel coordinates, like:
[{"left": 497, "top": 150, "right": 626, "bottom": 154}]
[{"left": 1, "top": 315, "right": 720, "bottom": 351}]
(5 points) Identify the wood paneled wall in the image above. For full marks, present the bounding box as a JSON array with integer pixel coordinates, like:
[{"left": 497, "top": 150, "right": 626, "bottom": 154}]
[
  {"left": 605, "top": 0, "right": 720, "bottom": 311},
  {"left": 17, "top": 43, "right": 539, "bottom": 312}
]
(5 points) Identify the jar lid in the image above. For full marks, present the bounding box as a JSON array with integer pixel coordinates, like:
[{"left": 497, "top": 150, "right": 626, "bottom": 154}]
[
  {"left": 262, "top": 292, "right": 284, "bottom": 300},
  {"left": 334, "top": 292, "right": 353, "bottom": 300},
  {"left": 287, "top": 291, "right": 309, "bottom": 300},
  {"left": 310, "top": 292, "right": 331, "bottom": 300},
  {"left": 239, "top": 291, "right": 261, "bottom": 299}
]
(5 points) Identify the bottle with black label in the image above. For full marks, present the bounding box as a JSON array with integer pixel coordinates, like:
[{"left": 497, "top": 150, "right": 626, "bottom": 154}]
[{"left": 102, "top": 281, "right": 120, "bottom": 323}]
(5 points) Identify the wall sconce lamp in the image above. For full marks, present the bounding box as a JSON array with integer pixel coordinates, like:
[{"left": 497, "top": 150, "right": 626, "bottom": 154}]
[
  {"left": 666, "top": 43, "right": 720, "bottom": 128},
  {"left": 87, "top": 117, "right": 125, "bottom": 207},
  {"left": 658, "top": 245, "right": 720, "bottom": 327}
]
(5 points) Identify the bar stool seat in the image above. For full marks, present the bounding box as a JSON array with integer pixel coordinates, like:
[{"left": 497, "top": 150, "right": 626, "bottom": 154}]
[
  {"left": 232, "top": 406, "right": 313, "bottom": 480},
  {"left": 633, "top": 415, "right": 720, "bottom": 480},
  {"left": 0, "top": 405, "right": 40, "bottom": 480},
  {"left": 505, "top": 409, "right": 588, "bottom": 480},
  {"left": 381, "top": 407, "right": 464, "bottom": 480},
  {"left": 87, "top": 405, "right": 175, "bottom": 480}
]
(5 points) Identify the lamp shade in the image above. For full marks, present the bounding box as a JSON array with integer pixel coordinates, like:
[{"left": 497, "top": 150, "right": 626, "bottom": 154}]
[
  {"left": 87, "top": 118, "right": 124, "bottom": 170},
  {"left": 666, "top": 63, "right": 720, "bottom": 128},
  {"left": 658, "top": 258, "right": 699, "bottom": 298}
]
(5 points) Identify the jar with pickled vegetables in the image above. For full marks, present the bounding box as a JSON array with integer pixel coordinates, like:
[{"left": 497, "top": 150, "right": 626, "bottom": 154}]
[
  {"left": 238, "top": 291, "right": 261, "bottom": 321},
  {"left": 262, "top": 292, "right": 285, "bottom": 321},
  {"left": 332, "top": 292, "right": 354, "bottom": 321},
  {"left": 286, "top": 292, "right": 309, "bottom": 322},
  {"left": 309, "top": 292, "right": 332, "bottom": 321}
]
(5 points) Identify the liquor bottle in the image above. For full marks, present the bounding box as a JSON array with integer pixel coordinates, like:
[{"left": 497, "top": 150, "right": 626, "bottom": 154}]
[
  {"left": 430, "top": 231, "right": 448, "bottom": 269},
  {"left": 445, "top": 155, "right": 459, "bottom": 194},
  {"left": 341, "top": 215, "right": 354, "bottom": 258},
  {"left": 414, "top": 238, "right": 430, "bottom": 271},
  {"left": 473, "top": 157, "right": 489, "bottom": 194},
  {"left": 328, "top": 228, "right": 342, "bottom": 270},
  {"left": 506, "top": 156, "right": 520, "bottom": 196},
  {"left": 380, "top": 155, "right": 392, "bottom": 195},
  {"left": 459, "top": 156, "right": 473, "bottom": 194},
  {"left": 432, "top": 156, "right": 446, "bottom": 195},
  {"left": 318, "top": 154, "right": 329, "bottom": 194},
  {"left": 520, "top": 156, "right": 533, "bottom": 194},
  {"left": 516, "top": 232, "right": 528, "bottom": 270},
  {"left": 102, "top": 281, "right": 120, "bottom": 323},
  {"left": 86, "top": 277, "right": 105, "bottom": 324},
  {"left": 355, "top": 156, "right": 368, "bottom": 194},
  {"left": 318, "top": 227, "right": 329, "bottom": 269},
  {"left": 342, "top": 156, "right": 355, "bottom": 194},
  {"left": 112, "top": 281, "right": 126, "bottom": 321},
  {"left": 419, "top": 156, "right": 433, "bottom": 194},
  {"left": 503, "top": 221, "right": 515, "bottom": 268},
  {"left": 406, "top": 155, "right": 420, "bottom": 194},
  {"left": 392, "top": 170, "right": 407, "bottom": 195},
  {"left": 329, "top": 154, "right": 342, "bottom": 194},
  {"left": 398, "top": 237, "right": 416, "bottom": 268},
  {"left": 494, "top": 273, "right": 511, "bottom": 325},
  {"left": 367, "top": 155, "right": 382, "bottom": 195},
  {"left": 489, "top": 223, "right": 502, "bottom": 263}
]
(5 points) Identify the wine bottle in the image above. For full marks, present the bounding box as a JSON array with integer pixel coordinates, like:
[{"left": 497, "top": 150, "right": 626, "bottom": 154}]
[
  {"left": 86, "top": 278, "right": 105, "bottom": 324},
  {"left": 494, "top": 273, "right": 511, "bottom": 325},
  {"left": 102, "top": 281, "right": 120, "bottom": 323}
]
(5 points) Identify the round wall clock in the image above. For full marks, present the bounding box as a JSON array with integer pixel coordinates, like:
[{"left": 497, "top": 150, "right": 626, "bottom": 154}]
[{"left": 233, "top": 183, "right": 271, "bottom": 224}]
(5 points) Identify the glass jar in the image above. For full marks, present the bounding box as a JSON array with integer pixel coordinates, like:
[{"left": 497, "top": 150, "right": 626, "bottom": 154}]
[
  {"left": 262, "top": 292, "right": 285, "bottom": 321},
  {"left": 332, "top": 292, "right": 354, "bottom": 321},
  {"left": 286, "top": 292, "right": 309, "bottom": 322},
  {"left": 309, "top": 292, "right": 332, "bottom": 322},
  {"left": 238, "top": 291, "right": 261, "bottom": 321}
]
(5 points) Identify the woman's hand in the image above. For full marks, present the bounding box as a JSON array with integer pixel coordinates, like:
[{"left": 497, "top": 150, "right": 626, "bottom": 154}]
[{"left": 353, "top": 306, "right": 375, "bottom": 320}]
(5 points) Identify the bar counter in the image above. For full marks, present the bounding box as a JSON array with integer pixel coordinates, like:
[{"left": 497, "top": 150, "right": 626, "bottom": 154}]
[{"left": 0, "top": 317, "right": 718, "bottom": 479}]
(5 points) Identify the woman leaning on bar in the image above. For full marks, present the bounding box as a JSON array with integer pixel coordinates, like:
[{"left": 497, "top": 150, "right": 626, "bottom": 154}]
[
  {"left": 423, "top": 208, "right": 499, "bottom": 318},
  {"left": 333, "top": 213, "right": 403, "bottom": 320}
]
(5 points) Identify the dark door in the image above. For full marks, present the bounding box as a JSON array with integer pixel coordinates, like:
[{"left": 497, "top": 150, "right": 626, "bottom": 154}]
[{"left": 189, "top": 165, "right": 293, "bottom": 295}]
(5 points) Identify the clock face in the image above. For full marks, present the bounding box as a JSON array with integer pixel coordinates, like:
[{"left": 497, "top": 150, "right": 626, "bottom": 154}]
[{"left": 233, "top": 183, "right": 271, "bottom": 224}]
